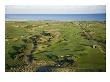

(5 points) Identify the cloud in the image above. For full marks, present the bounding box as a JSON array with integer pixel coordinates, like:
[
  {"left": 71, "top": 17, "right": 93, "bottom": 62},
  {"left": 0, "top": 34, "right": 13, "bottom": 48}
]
[{"left": 5, "top": 5, "right": 106, "bottom": 14}]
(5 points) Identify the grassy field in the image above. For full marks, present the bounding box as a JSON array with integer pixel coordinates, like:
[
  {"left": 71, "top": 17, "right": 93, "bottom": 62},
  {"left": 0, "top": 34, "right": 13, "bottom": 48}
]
[{"left": 5, "top": 21, "right": 106, "bottom": 72}]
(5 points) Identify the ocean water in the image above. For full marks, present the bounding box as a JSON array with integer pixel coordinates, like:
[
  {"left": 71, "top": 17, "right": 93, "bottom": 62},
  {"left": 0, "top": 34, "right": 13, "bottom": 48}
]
[{"left": 5, "top": 14, "right": 106, "bottom": 21}]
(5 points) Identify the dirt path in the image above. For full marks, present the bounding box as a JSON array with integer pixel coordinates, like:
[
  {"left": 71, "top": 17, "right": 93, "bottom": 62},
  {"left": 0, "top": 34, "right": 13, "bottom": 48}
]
[{"left": 25, "top": 37, "right": 37, "bottom": 64}]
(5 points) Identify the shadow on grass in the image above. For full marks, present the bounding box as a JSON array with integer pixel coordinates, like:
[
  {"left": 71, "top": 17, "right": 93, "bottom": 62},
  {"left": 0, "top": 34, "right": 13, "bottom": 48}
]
[{"left": 36, "top": 53, "right": 76, "bottom": 72}]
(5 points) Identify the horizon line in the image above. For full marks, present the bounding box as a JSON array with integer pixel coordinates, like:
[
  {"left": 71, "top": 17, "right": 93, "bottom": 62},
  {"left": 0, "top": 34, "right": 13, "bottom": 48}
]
[{"left": 5, "top": 13, "right": 106, "bottom": 14}]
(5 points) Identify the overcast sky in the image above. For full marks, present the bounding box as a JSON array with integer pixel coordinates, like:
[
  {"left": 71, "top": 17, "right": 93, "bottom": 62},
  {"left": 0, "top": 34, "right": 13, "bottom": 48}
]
[{"left": 5, "top": 5, "right": 106, "bottom": 14}]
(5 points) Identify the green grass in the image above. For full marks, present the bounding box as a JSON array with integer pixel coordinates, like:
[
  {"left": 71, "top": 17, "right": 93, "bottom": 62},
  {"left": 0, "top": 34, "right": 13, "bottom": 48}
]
[{"left": 5, "top": 21, "right": 106, "bottom": 72}]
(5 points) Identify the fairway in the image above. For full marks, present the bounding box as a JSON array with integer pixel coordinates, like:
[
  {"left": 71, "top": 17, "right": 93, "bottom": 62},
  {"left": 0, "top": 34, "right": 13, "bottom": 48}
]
[{"left": 5, "top": 21, "right": 106, "bottom": 72}]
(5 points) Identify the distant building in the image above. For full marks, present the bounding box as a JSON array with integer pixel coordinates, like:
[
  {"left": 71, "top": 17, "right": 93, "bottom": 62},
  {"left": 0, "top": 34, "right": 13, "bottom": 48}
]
[{"left": 93, "top": 45, "right": 97, "bottom": 48}]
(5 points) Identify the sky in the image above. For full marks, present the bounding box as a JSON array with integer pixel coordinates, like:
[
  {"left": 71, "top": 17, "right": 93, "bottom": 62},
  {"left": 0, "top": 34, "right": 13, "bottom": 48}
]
[{"left": 5, "top": 5, "right": 106, "bottom": 14}]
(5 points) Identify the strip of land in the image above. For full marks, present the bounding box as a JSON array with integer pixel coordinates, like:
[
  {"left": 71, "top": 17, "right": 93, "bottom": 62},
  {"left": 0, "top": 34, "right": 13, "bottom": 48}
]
[{"left": 5, "top": 21, "right": 106, "bottom": 72}]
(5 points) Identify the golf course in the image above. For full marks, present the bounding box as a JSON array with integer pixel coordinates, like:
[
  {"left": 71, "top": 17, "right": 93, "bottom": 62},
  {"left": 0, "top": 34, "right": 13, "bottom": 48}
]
[{"left": 5, "top": 21, "right": 106, "bottom": 72}]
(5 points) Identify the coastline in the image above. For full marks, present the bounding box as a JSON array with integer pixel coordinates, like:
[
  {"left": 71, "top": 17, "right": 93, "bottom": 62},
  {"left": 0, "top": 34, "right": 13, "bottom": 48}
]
[{"left": 5, "top": 14, "right": 106, "bottom": 22}]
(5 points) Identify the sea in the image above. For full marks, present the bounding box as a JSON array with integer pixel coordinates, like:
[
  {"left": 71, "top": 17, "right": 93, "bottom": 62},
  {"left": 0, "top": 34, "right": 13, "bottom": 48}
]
[{"left": 5, "top": 14, "right": 106, "bottom": 21}]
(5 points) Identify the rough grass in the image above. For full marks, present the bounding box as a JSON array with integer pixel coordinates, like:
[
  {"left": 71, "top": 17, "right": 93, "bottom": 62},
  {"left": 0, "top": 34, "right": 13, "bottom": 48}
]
[{"left": 5, "top": 21, "right": 106, "bottom": 72}]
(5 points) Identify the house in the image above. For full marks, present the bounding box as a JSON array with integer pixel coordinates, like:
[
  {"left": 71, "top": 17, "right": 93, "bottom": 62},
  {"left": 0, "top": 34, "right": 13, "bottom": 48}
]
[{"left": 93, "top": 45, "right": 97, "bottom": 48}]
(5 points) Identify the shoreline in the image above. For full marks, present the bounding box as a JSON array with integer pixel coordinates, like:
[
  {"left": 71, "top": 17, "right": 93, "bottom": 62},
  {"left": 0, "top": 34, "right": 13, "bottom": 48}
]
[{"left": 5, "top": 20, "right": 106, "bottom": 22}]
